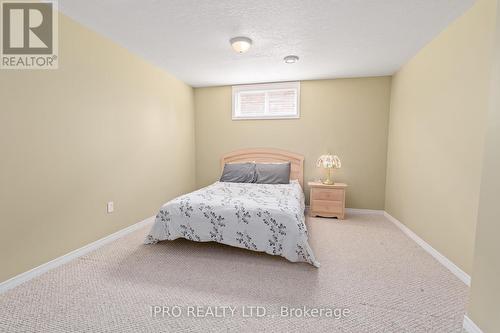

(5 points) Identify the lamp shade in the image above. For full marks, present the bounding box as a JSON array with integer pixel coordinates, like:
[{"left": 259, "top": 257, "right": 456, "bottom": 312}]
[{"left": 316, "top": 154, "right": 341, "bottom": 169}]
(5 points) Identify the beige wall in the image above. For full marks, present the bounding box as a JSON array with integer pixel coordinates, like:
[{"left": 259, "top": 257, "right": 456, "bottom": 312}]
[
  {"left": 194, "top": 77, "right": 392, "bottom": 209},
  {"left": 468, "top": 1, "right": 500, "bottom": 331},
  {"left": 0, "top": 14, "right": 196, "bottom": 282},
  {"left": 385, "top": 0, "right": 498, "bottom": 274}
]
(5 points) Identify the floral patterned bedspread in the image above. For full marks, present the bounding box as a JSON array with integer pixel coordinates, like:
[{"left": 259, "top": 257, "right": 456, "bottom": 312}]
[{"left": 144, "top": 180, "right": 320, "bottom": 267}]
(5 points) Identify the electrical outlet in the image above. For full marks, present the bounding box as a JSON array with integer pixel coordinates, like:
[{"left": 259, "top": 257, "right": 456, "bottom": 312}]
[{"left": 107, "top": 201, "right": 114, "bottom": 213}]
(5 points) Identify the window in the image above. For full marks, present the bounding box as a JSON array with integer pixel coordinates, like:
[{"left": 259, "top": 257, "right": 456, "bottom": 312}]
[{"left": 232, "top": 82, "right": 300, "bottom": 120}]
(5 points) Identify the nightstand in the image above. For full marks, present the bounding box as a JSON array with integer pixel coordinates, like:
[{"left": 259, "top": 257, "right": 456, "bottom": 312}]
[{"left": 308, "top": 181, "right": 348, "bottom": 219}]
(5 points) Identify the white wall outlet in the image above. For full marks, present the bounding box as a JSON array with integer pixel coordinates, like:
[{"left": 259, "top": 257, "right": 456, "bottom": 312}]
[{"left": 107, "top": 201, "right": 114, "bottom": 213}]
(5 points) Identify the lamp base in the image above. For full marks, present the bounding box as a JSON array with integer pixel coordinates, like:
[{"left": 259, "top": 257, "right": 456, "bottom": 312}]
[{"left": 322, "top": 168, "right": 334, "bottom": 185}]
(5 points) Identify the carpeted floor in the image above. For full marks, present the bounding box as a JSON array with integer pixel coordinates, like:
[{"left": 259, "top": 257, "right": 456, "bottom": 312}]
[{"left": 0, "top": 212, "right": 468, "bottom": 332}]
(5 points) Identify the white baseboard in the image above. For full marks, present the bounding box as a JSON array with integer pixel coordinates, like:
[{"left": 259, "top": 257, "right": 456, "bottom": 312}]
[
  {"left": 0, "top": 216, "right": 155, "bottom": 294},
  {"left": 305, "top": 206, "right": 384, "bottom": 216},
  {"left": 346, "top": 208, "right": 384, "bottom": 215},
  {"left": 383, "top": 211, "right": 471, "bottom": 286},
  {"left": 463, "top": 315, "right": 483, "bottom": 333}
]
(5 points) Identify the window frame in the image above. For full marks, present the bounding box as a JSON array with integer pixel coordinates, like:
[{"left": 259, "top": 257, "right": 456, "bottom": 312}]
[{"left": 231, "top": 81, "right": 301, "bottom": 120}]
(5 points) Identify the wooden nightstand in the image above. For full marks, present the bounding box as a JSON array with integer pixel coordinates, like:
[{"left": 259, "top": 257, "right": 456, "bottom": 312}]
[{"left": 308, "top": 181, "right": 348, "bottom": 219}]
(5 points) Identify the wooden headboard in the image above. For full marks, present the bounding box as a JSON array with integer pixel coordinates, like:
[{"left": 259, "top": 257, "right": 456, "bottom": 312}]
[{"left": 220, "top": 148, "right": 305, "bottom": 188}]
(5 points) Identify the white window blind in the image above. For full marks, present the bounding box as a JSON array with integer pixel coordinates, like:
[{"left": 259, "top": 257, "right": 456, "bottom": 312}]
[{"left": 232, "top": 82, "right": 300, "bottom": 120}]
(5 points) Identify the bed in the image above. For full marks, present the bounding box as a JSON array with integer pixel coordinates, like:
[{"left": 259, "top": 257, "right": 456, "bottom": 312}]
[{"left": 144, "top": 148, "right": 319, "bottom": 267}]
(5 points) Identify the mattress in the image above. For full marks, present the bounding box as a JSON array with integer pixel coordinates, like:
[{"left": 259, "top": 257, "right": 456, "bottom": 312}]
[{"left": 144, "top": 180, "right": 319, "bottom": 267}]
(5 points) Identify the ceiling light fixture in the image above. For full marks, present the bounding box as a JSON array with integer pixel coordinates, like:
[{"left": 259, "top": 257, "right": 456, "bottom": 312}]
[
  {"left": 230, "top": 36, "right": 252, "bottom": 54},
  {"left": 284, "top": 55, "right": 299, "bottom": 64}
]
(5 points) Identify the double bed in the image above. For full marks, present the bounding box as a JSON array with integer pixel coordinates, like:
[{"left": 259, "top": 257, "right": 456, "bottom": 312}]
[{"left": 144, "top": 148, "right": 319, "bottom": 267}]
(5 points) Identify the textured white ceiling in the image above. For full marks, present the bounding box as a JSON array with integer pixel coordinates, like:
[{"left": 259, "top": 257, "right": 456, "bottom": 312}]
[{"left": 59, "top": 0, "right": 474, "bottom": 87}]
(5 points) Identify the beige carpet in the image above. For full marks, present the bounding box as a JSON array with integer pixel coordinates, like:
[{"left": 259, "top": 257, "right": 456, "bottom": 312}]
[{"left": 0, "top": 213, "right": 468, "bottom": 332}]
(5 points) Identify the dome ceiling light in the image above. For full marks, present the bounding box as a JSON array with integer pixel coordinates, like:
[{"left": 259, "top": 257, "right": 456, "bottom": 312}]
[
  {"left": 230, "top": 36, "right": 252, "bottom": 54},
  {"left": 284, "top": 55, "right": 299, "bottom": 64}
]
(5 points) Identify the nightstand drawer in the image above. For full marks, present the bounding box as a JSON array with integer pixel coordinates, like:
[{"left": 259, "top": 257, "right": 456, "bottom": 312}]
[
  {"left": 311, "top": 199, "right": 343, "bottom": 213},
  {"left": 312, "top": 188, "right": 344, "bottom": 201}
]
